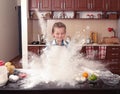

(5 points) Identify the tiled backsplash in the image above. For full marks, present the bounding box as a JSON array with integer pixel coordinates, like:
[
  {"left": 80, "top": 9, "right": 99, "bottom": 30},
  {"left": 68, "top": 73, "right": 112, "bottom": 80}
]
[
  {"left": 46, "top": 20, "right": 118, "bottom": 43},
  {"left": 28, "top": 19, "right": 118, "bottom": 43}
]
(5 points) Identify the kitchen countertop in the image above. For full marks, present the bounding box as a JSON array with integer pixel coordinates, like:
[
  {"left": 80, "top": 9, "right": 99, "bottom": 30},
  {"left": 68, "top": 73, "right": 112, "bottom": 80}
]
[
  {"left": 1, "top": 79, "right": 120, "bottom": 90},
  {"left": 28, "top": 44, "right": 46, "bottom": 46},
  {"left": 0, "top": 79, "right": 120, "bottom": 94},
  {"left": 0, "top": 69, "right": 120, "bottom": 94},
  {"left": 28, "top": 43, "right": 120, "bottom": 46},
  {"left": 83, "top": 43, "right": 120, "bottom": 46}
]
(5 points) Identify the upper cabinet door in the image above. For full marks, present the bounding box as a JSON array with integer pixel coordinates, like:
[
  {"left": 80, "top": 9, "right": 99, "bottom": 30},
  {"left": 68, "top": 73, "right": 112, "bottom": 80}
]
[
  {"left": 109, "top": 0, "right": 119, "bottom": 11},
  {"left": 52, "top": 0, "right": 64, "bottom": 10},
  {"left": 39, "top": 0, "right": 51, "bottom": 11},
  {"left": 75, "top": 0, "right": 89, "bottom": 11},
  {"left": 93, "top": 0, "right": 104, "bottom": 11},
  {"left": 64, "top": 0, "right": 74, "bottom": 10},
  {"left": 52, "top": 0, "right": 74, "bottom": 11},
  {"left": 29, "top": 0, "right": 39, "bottom": 10},
  {"left": 103, "top": 0, "right": 119, "bottom": 11},
  {"left": 118, "top": 0, "right": 120, "bottom": 10}
]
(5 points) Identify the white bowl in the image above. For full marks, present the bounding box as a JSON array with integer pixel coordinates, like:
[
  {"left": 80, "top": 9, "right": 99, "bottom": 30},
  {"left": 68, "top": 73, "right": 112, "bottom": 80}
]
[{"left": 0, "top": 66, "right": 8, "bottom": 86}]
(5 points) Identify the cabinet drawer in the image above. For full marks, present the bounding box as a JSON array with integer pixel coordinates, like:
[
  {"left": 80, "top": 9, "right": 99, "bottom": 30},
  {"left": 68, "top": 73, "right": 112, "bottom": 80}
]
[
  {"left": 110, "top": 69, "right": 120, "bottom": 75},
  {"left": 107, "top": 63, "right": 120, "bottom": 70},
  {"left": 107, "top": 46, "right": 120, "bottom": 52},
  {"left": 107, "top": 58, "right": 120, "bottom": 62},
  {"left": 107, "top": 52, "right": 120, "bottom": 58},
  {"left": 28, "top": 46, "right": 40, "bottom": 54}
]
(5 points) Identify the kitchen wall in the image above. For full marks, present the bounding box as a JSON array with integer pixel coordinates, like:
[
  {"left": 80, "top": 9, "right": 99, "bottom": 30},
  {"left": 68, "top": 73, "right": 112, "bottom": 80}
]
[
  {"left": 47, "top": 20, "right": 118, "bottom": 43},
  {"left": 0, "top": 0, "right": 19, "bottom": 62},
  {"left": 28, "top": 19, "right": 118, "bottom": 43},
  {"left": 28, "top": 20, "right": 42, "bottom": 43},
  {"left": 17, "top": 0, "right": 21, "bottom": 6}
]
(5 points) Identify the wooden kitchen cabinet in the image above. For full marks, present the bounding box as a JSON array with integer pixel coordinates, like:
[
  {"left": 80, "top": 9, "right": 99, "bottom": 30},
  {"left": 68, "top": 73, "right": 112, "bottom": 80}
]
[
  {"left": 64, "top": 0, "right": 74, "bottom": 10},
  {"left": 39, "top": 0, "right": 51, "bottom": 11},
  {"left": 28, "top": 46, "right": 40, "bottom": 55},
  {"left": 74, "top": 0, "right": 88, "bottom": 11},
  {"left": 93, "top": 0, "right": 104, "bottom": 11},
  {"left": 29, "top": 0, "right": 39, "bottom": 10},
  {"left": 74, "top": 0, "right": 104, "bottom": 11},
  {"left": 74, "top": 0, "right": 120, "bottom": 11},
  {"left": 52, "top": 0, "right": 74, "bottom": 11},
  {"left": 103, "top": 0, "right": 119, "bottom": 11},
  {"left": 106, "top": 46, "right": 120, "bottom": 62},
  {"left": 29, "top": 0, "right": 51, "bottom": 11},
  {"left": 80, "top": 46, "right": 120, "bottom": 75},
  {"left": 105, "top": 46, "right": 120, "bottom": 74},
  {"left": 28, "top": 46, "right": 46, "bottom": 55}
]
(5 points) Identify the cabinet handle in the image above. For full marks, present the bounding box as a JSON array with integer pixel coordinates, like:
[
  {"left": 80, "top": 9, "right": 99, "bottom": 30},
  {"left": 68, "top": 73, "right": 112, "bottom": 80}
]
[
  {"left": 39, "top": 2, "right": 42, "bottom": 10},
  {"left": 91, "top": 3, "right": 92, "bottom": 9},
  {"left": 106, "top": 3, "right": 108, "bottom": 10},
  {"left": 111, "top": 59, "right": 119, "bottom": 62},
  {"left": 88, "top": 3, "right": 90, "bottom": 9},
  {"left": 112, "top": 48, "right": 119, "bottom": 50},
  {"left": 111, "top": 53, "right": 119, "bottom": 56},
  {"left": 37, "top": 49, "right": 40, "bottom": 55},
  {"left": 61, "top": 2, "right": 63, "bottom": 9},
  {"left": 40, "top": 2, "right": 42, "bottom": 10},
  {"left": 38, "top": 2, "right": 40, "bottom": 9},
  {"left": 92, "top": 0, "right": 95, "bottom": 9},
  {"left": 64, "top": 2, "right": 66, "bottom": 9}
]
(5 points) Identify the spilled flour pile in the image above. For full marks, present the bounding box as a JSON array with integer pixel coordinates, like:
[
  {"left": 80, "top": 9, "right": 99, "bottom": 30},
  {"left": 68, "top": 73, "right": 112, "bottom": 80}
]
[{"left": 20, "top": 38, "right": 112, "bottom": 89}]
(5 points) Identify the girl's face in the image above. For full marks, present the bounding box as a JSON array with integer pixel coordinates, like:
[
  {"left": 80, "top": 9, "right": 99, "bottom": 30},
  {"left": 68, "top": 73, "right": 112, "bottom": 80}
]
[{"left": 52, "top": 27, "right": 66, "bottom": 43}]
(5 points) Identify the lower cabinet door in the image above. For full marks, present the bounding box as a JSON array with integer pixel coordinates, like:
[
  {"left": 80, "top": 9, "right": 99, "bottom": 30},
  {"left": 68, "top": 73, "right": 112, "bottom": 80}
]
[{"left": 28, "top": 46, "right": 40, "bottom": 55}]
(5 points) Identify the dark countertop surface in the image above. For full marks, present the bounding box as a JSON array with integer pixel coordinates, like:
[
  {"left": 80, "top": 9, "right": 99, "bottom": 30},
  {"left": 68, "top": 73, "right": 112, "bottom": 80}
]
[
  {"left": 0, "top": 80, "right": 120, "bottom": 94},
  {"left": 0, "top": 79, "right": 120, "bottom": 90}
]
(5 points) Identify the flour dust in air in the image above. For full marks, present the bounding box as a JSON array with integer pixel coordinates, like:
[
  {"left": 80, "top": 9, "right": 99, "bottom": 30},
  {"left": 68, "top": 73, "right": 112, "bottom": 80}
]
[{"left": 20, "top": 11, "right": 120, "bottom": 88}]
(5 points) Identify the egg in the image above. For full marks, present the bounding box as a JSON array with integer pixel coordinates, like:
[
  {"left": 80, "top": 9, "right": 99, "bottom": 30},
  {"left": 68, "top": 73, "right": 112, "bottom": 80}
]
[
  {"left": 75, "top": 77, "right": 81, "bottom": 82},
  {"left": 9, "top": 75, "right": 19, "bottom": 82},
  {"left": 80, "top": 76, "right": 87, "bottom": 82}
]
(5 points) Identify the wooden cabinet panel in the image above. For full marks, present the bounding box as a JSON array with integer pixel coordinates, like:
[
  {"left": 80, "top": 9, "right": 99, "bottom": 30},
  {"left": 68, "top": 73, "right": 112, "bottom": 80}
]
[
  {"left": 29, "top": 0, "right": 39, "bottom": 10},
  {"left": 75, "top": 0, "right": 89, "bottom": 11},
  {"left": 28, "top": 46, "right": 46, "bottom": 55},
  {"left": 64, "top": 0, "right": 74, "bottom": 10},
  {"left": 110, "top": 69, "right": 120, "bottom": 75},
  {"left": 105, "top": 46, "right": 120, "bottom": 75},
  {"left": 93, "top": 0, "right": 104, "bottom": 11},
  {"left": 103, "top": 0, "right": 119, "bottom": 11},
  {"left": 28, "top": 46, "right": 40, "bottom": 55},
  {"left": 75, "top": 0, "right": 120, "bottom": 11},
  {"left": 106, "top": 46, "right": 120, "bottom": 61},
  {"left": 52, "top": 0, "right": 64, "bottom": 10},
  {"left": 39, "top": 0, "right": 51, "bottom": 11},
  {"left": 75, "top": 0, "right": 104, "bottom": 11},
  {"left": 109, "top": 0, "right": 119, "bottom": 11},
  {"left": 52, "top": 0, "right": 74, "bottom": 11},
  {"left": 118, "top": 0, "right": 120, "bottom": 10}
]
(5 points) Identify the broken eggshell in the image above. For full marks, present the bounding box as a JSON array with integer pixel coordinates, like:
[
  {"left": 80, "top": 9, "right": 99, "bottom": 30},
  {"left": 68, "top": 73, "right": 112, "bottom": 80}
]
[
  {"left": 9, "top": 75, "right": 19, "bottom": 82},
  {"left": 75, "top": 76, "right": 87, "bottom": 83}
]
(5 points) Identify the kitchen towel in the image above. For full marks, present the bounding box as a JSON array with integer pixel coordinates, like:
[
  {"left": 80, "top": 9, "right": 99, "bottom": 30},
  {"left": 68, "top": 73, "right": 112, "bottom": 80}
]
[
  {"left": 98, "top": 46, "right": 106, "bottom": 59},
  {"left": 86, "top": 46, "right": 96, "bottom": 59}
]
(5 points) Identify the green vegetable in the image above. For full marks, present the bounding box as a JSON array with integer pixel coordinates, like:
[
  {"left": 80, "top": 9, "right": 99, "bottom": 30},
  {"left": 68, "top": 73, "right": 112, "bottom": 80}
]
[{"left": 88, "top": 74, "right": 97, "bottom": 81}]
